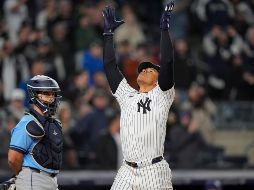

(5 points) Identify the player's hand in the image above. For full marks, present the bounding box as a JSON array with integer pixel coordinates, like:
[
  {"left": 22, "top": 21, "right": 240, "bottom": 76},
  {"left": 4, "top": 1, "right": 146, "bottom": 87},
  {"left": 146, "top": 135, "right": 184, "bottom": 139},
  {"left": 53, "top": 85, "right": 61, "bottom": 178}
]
[
  {"left": 102, "top": 6, "right": 124, "bottom": 35},
  {"left": 160, "top": 1, "right": 174, "bottom": 30}
]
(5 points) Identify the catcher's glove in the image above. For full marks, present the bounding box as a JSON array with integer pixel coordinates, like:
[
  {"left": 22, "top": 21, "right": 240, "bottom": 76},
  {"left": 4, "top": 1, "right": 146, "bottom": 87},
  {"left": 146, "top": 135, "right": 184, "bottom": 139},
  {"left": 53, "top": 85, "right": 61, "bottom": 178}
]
[{"left": 0, "top": 177, "right": 16, "bottom": 190}]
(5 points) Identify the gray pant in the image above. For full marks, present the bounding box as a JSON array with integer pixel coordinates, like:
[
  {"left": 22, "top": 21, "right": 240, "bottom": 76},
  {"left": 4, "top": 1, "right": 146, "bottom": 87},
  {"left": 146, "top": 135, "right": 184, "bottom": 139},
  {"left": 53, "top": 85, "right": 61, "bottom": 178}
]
[{"left": 16, "top": 167, "right": 59, "bottom": 190}]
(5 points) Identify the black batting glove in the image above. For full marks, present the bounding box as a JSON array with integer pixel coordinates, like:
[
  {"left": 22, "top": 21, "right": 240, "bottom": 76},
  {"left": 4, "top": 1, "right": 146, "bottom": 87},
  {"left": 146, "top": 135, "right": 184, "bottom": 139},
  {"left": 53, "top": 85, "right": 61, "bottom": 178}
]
[
  {"left": 102, "top": 6, "right": 124, "bottom": 35},
  {"left": 160, "top": 1, "right": 174, "bottom": 30}
]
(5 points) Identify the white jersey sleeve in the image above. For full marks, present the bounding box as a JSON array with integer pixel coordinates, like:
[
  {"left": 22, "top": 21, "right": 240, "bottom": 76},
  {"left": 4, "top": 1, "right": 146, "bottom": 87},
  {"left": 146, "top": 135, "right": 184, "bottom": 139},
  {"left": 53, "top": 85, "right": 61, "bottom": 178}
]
[
  {"left": 113, "top": 78, "right": 137, "bottom": 108},
  {"left": 157, "top": 85, "right": 175, "bottom": 110}
]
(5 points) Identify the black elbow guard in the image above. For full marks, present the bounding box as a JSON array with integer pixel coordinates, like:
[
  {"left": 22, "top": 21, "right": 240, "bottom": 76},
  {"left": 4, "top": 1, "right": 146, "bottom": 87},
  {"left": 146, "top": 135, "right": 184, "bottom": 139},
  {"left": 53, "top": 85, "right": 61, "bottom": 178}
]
[{"left": 26, "top": 120, "right": 45, "bottom": 138}]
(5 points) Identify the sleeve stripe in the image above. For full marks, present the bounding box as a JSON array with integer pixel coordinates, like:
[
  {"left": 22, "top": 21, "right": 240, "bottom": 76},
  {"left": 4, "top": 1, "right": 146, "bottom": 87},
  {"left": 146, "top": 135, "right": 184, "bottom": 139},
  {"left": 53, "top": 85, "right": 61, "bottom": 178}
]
[{"left": 9, "top": 145, "right": 27, "bottom": 154}]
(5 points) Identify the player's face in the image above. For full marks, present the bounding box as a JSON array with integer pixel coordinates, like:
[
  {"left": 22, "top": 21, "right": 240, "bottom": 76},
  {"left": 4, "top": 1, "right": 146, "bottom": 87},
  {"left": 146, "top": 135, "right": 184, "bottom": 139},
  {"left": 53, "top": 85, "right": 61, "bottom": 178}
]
[
  {"left": 137, "top": 68, "right": 159, "bottom": 86},
  {"left": 38, "top": 91, "right": 55, "bottom": 104}
]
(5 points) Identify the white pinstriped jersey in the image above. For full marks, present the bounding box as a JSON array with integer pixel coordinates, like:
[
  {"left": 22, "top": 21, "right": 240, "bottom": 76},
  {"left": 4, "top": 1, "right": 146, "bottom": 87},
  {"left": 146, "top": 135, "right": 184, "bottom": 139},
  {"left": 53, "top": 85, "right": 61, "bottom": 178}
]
[{"left": 113, "top": 78, "right": 175, "bottom": 162}]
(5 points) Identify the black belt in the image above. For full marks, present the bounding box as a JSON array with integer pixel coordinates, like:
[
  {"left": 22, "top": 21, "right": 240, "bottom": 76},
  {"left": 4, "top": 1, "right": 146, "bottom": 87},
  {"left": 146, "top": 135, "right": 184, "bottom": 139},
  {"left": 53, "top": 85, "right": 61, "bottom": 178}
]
[
  {"left": 125, "top": 156, "right": 163, "bottom": 168},
  {"left": 28, "top": 167, "right": 57, "bottom": 177}
]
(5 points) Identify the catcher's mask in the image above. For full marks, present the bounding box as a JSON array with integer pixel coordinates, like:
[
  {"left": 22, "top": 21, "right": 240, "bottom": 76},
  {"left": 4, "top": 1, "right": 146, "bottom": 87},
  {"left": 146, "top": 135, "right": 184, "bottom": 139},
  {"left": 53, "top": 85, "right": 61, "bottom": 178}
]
[{"left": 27, "top": 75, "right": 61, "bottom": 117}]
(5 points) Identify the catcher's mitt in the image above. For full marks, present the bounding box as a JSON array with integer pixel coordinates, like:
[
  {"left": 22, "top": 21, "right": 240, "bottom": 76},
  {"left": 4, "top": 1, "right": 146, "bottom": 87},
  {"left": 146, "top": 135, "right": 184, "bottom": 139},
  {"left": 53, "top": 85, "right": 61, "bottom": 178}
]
[{"left": 0, "top": 177, "right": 16, "bottom": 190}]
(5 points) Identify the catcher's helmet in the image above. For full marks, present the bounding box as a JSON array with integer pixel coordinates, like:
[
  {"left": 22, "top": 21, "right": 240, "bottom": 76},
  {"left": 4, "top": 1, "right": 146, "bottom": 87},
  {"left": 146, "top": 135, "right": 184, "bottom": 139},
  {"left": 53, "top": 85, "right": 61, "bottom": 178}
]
[{"left": 27, "top": 75, "right": 61, "bottom": 117}]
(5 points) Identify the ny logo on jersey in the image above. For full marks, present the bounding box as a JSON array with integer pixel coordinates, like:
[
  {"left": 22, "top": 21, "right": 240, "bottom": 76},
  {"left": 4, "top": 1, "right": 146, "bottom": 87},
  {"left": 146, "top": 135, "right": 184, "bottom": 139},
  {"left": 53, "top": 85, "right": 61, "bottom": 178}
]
[{"left": 137, "top": 97, "right": 152, "bottom": 114}]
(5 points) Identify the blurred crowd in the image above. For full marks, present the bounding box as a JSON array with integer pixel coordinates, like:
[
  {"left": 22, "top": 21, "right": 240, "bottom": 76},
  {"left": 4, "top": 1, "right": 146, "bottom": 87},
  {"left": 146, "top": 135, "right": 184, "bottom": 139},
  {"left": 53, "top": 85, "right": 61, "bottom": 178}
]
[{"left": 0, "top": 0, "right": 254, "bottom": 170}]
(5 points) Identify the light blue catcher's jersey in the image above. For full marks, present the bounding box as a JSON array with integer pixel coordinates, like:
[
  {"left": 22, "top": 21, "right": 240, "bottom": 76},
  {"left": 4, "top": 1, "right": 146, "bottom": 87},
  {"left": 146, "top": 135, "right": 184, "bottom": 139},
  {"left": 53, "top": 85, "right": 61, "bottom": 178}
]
[{"left": 10, "top": 114, "right": 59, "bottom": 174}]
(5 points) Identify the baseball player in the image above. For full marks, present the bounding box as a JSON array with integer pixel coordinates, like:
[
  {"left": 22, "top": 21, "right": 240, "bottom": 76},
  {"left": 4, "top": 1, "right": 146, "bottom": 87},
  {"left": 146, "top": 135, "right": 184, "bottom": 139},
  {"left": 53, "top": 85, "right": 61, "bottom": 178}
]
[
  {"left": 102, "top": 2, "right": 175, "bottom": 190},
  {"left": 8, "top": 75, "right": 63, "bottom": 190}
]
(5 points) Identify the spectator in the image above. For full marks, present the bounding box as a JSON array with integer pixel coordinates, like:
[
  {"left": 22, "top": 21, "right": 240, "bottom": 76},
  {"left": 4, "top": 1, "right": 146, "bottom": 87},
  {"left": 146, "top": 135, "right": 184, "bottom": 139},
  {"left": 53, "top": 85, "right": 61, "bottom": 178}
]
[
  {"left": 70, "top": 89, "right": 111, "bottom": 168},
  {"left": 15, "top": 23, "right": 32, "bottom": 56},
  {"left": 19, "top": 28, "right": 46, "bottom": 62},
  {"left": 82, "top": 40, "right": 103, "bottom": 85},
  {"left": 114, "top": 4, "right": 145, "bottom": 51},
  {"left": 4, "top": 0, "right": 28, "bottom": 45},
  {"left": 4, "top": 88, "right": 26, "bottom": 123},
  {"left": 0, "top": 18, "right": 8, "bottom": 41},
  {"left": 227, "top": 54, "right": 248, "bottom": 100},
  {"left": 169, "top": 110, "right": 223, "bottom": 169},
  {"left": 64, "top": 70, "right": 90, "bottom": 108},
  {"left": 36, "top": 0, "right": 58, "bottom": 30},
  {"left": 94, "top": 113, "right": 122, "bottom": 170},
  {"left": 0, "top": 39, "right": 29, "bottom": 101},
  {"left": 18, "top": 58, "right": 46, "bottom": 107},
  {"left": 36, "top": 37, "right": 61, "bottom": 81},
  {"left": 58, "top": 101, "right": 79, "bottom": 170},
  {"left": 169, "top": 111, "right": 208, "bottom": 168},
  {"left": 174, "top": 38, "right": 197, "bottom": 100},
  {"left": 231, "top": 0, "right": 254, "bottom": 36},
  {"left": 202, "top": 26, "right": 243, "bottom": 99},
  {"left": 81, "top": 0, "right": 104, "bottom": 31},
  {"left": 181, "top": 84, "right": 217, "bottom": 144},
  {"left": 116, "top": 39, "right": 131, "bottom": 72},
  {"left": 52, "top": 22, "right": 74, "bottom": 79},
  {"left": 52, "top": 0, "right": 74, "bottom": 47},
  {"left": 242, "top": 26, "right": 254, "bottom": 100},
  {"left": 15, "top": 24, "right": 45, "bottom": 64},
  {"left": 75, "top": 102, "right": 92, "bottom": 121},
  {"left": 92, "top": 71, "right": 111, "bottom": 94},
  {"left": 126, "top": 0, "right": 162, "bottom": 40},
  {"left": 0, "top": 115, "right": 16, "bottom": 170},
  {"left": 194, "top": 0, "right": 234, "bottom": 32},
  {"left": 74, "top": 14, "right": 100, "bottom": 52}
]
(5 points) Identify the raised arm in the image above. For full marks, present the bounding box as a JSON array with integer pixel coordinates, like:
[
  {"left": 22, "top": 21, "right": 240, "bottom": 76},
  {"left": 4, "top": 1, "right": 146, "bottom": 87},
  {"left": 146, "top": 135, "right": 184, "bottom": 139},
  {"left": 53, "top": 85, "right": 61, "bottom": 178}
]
[
  {"left": 158, "top": 2, "right": 175, "bottom": 91},
  {"left": 102, "top": 6, "right": 124, "bottom": 94}
]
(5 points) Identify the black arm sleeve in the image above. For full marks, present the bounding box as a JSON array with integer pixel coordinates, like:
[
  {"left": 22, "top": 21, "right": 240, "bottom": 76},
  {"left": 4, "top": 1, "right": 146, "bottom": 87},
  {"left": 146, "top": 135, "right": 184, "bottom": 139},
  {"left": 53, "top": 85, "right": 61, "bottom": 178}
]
[
  {"left": 158, "top": 30, "right": 174, "bottom": 91},
  {"left": 103, "top": 35, "right": 124, "bottom": 94}
]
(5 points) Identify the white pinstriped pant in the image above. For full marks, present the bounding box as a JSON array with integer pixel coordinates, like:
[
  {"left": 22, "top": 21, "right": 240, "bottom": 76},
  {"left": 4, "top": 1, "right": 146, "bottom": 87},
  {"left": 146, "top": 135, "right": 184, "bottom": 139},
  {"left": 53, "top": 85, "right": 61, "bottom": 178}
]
[{"left": 111, "top": 159, "right": 173, "bottom": 190}]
